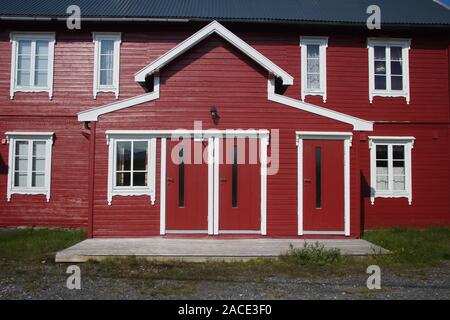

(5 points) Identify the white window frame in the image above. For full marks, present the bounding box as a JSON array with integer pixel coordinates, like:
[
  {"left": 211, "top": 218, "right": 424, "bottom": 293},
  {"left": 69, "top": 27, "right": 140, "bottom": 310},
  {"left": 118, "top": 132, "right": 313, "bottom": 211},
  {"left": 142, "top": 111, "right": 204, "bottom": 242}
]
[
  {"left": 9, "top": 32, "right": 55, "bottom": 100},
  {"left": 368, "top": 38, "right": 411, "bottom": 104},
  {"left": 369, "top": 136, "right": 415, "bottom": 205},
  {"left": 93, "top": 32, "right": 121, "bottom": 99},
  {"left": 106, "top": 134, "right": 156, "bottom": 205},
  {"left": 300, "top": 37, "right": 328, "bottom": 103},
  {"left": 5, "top": 132, "right": 54, "bottom": 202}
]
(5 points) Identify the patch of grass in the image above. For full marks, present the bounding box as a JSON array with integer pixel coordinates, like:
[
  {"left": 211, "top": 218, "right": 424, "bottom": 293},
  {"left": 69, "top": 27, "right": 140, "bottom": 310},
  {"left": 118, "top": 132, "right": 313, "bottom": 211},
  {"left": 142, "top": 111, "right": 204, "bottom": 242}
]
[
  {"left": 154, "top": 281, "right": 198, "bottom": 297},
  {"left": 364, "top": 227, "right": 450, "bottom": 266},
  {"left": 280, "top": 242, "right": 342, "bottom": 266},
  {"left": 0, "top": 228, "right": 87, "bottom": 260}
]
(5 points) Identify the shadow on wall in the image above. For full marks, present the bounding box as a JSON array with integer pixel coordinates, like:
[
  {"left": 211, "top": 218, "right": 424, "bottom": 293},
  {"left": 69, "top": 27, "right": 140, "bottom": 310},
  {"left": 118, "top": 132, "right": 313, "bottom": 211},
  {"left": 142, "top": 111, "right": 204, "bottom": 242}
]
[
  {"left": 360, "top": 170, "right": 372, "bottom": 236},
  {"left": 0, "top": 153, "right": 7, "bottom": 175}
]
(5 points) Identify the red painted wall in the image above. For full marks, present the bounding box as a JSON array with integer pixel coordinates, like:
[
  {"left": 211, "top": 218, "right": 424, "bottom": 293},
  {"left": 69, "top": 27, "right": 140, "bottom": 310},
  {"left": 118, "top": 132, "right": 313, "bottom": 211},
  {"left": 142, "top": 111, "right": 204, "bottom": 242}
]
[{"left": 0, "top": 21, "right": 449, "bottom": 234}]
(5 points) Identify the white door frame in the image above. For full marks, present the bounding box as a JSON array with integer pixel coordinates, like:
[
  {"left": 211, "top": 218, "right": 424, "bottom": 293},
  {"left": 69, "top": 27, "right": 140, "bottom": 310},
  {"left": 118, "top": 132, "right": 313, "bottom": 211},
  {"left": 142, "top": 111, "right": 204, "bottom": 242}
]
[
  {"left": 296, "top": 131, "right": 352, "bottom": 237},
  {"left": 157, "top": 129, "right": 269, "bottom": 235}
]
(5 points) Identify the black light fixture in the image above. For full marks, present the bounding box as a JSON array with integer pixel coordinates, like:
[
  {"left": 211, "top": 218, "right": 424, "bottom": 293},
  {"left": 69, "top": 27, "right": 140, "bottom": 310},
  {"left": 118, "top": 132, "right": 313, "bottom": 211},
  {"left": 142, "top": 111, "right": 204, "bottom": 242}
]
[{"left": 210, "top": 106, "right": 220, "bottom": 124}]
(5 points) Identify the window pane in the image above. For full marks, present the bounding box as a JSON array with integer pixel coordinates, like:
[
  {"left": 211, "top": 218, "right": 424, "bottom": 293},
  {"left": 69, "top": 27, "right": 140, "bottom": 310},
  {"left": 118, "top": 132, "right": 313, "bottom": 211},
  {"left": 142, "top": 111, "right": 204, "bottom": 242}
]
[
  {"left": 393, "top": 161, "right": 405, "bottom": 172},
  {"left": 100, "top": 54, "right": 113, "bottom": 70},
  {"left": 33, "top": 142, "right": 46, "bottom": 157},
  {"left": 393, "top": 145, "right": 405, "bottom": 160},
  {"left": 307, "top": 74, "right": 320, "bottom": 90},
  {"left": 34, "top": 71, "right": 48, "bottom": 86},
  {"left": 133, "top": 141, "right": 148, "bottom": 171},
  {"left": 100, "top": 40, "right": 114, "bottom": 55},
  {"left": 35, "top": 40, "right": 49, "bottom": 56},
  {"left": 35, "top": 56, "right": 48, "bottom": 70},
  {"left": 32, "top": 158, "right": 45, "bottom": 171},
  {"left": 32, "top": 172, "right": 45, "bottom": 187},
  {"left": 391, "top": 61, "right": 402, "bottom": 75},
  {"left": 133, "top": 172, "right": 147, "bottom": 187},
  {"left": 394, "top": 175, "right": 405, "bottom": 191},
  {"left": 391, "top": 76, "right": 403, "bottom": 91},
  {"left": 376, "top": 175, "right": 389, "bottom": 190},
  {"left": 307, "top": 45, "right": 320, "bottom": 58},
  {"left": 116, "top": 142, "right": 131, "bottom": 171},
  {"left": 14, "top": 172, "right": 27, "bottom": 187},
  {"left": 376, "top": 145, "right": 388, "bottom": 159},
  {"left": 116, "top": 172, "right": 130, "bottom": 187},
  {"left": 16, "top": 141, "right": 29, "bottom": 156},
  {"left": 375, "top": 75, "right": 386, "bottom": 90},
  {"left": 374, "top": 46, "right": 386, "bottom": 60},
  {"left": 374, "top": 61, "right": 386, "bottom": 74},
  {"left": 17, "top": 56, "right": 30, "bottom": 70},
  {"left": 100, "top": 69, "right": 113, "bottom": 86},
  {"left": 17, "top": 71, "right": 30, "bottom": 86},
  {"left": 390, "top": 47, "right": 402, "bottom": 61},
  {"left": 15, "top": 158, "right": 28, "bottom": 171},
  {"left": 307, "top": 58, "right": 320, "bottom": 73},
  {"left": 18, "top": 40, "right": 32, "bottom": 55}
]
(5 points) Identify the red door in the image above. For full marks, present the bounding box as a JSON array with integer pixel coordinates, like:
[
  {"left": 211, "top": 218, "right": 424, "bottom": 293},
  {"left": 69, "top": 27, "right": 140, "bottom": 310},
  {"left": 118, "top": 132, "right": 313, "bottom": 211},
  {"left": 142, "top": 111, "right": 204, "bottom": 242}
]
[
  {"left": 166, "top": 139, "right": 209, "bottom": 231},
  {"left": 303, "top": 140, "right": 344, "bottom": 232},
  {"left": 219, "top": 138, "right": 260, "bottom": 231}
]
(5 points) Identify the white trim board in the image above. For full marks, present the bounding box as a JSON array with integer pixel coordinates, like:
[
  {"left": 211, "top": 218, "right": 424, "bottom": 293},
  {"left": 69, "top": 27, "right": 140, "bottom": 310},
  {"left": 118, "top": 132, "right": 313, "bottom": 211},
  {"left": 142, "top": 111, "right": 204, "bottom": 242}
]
[
  {"left": 134, "top": 20, "right": 293, "bottom": 86},
  {"left": 296, "top": 132, "right": 352, "bottom": 237}
]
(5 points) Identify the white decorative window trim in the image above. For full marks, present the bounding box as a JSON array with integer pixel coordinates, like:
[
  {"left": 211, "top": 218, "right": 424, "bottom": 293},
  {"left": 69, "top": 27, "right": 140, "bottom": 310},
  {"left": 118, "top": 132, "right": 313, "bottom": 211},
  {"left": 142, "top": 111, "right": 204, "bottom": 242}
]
[
  {"left": 9, "top": 32, "right": 56, "bottom": 100},
  {"left": 5, "top": 132, "right": 54, "bottom": 202},
  {"left": 93, "top": 32, "right": 121, "bottom": 99},
  {"left": 369, "top": 136, "right": 415, "bottom": 205},
  {"left": 106, "top": 133, "right": 156, "bottom": 205},
  {"left": 368, "top": 38, "right": 411, "bottom": 104},
  {"left": 300, "top": 37, "right": 328, "bottom": 103}
]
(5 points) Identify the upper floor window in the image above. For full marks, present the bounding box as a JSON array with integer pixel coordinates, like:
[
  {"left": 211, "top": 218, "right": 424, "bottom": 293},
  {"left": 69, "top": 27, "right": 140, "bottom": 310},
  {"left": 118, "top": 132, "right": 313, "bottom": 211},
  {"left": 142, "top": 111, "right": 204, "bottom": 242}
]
[
  {"left": 368, "top": 38, "right": 411, "bottom": 104},
  {"left": 93, "top": 33, "right": 121, "bottom": 99},
  {"left": 6, "top": 132, "right": 54, "bottom": 202},
  {"left": 369, "top": 136, "right": 415, "bottom": 205},
  {"left": 9, "top": 33, "right": 55, "bottom": 99},
  {"left": 300, "top": 37, "right": 328, "bottom": 103}
]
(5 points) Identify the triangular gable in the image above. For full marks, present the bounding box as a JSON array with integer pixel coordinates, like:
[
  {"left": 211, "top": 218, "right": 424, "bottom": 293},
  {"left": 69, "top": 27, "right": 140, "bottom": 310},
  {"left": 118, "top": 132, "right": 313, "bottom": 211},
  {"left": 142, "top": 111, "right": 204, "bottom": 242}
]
[{"left": 134, "top": 20, "right": 294, "bottom": 85}]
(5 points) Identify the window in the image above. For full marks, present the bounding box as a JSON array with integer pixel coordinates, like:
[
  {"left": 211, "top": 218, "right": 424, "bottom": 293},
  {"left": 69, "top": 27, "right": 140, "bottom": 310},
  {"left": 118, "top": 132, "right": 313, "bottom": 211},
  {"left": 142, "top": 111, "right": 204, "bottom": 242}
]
[
  {"left": 369, "top": 137, "right": 415, "bottom": 205},
  {"left": 93, "top": 33, "right": 121, "bottom": 99},
  {"left": 9, "top": 33, "right": 55, "bottom": 99},
  {"left": 107, "top": 134, "right": 156, "bottom": 205},
  {"left": 368, "top": 38, "right": 411, "bottom": 104},
  {"left": 6, "top": 132, "right": 53, "bottom": 202},
  {"left": 300, "top": 37, "right": 328, "bottom": 102}
]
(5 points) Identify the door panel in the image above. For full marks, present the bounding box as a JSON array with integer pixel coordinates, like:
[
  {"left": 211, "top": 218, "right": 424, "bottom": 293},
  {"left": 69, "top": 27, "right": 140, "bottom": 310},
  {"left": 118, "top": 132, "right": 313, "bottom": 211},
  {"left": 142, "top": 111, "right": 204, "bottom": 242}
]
[
  {"left": 219, "top": 138, "right": 260, "bottom": 231},
  {"left": 166, "top": 139, "right": 209, "bottom": 231},
  {"left": 303, "top": 139, "right": 345, "bottom": 231}
]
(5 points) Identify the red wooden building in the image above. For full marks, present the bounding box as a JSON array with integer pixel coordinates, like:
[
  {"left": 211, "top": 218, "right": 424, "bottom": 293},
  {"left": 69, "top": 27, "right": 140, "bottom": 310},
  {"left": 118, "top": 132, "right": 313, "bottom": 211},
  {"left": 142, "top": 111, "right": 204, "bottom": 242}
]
[{"left": 0, "top": 0, "right": 449, "bottom": 238}]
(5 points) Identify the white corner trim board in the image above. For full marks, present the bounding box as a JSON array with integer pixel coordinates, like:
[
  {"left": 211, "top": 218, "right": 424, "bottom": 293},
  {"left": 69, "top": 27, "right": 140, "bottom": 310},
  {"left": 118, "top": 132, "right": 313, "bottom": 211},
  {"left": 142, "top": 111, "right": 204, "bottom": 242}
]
[
  {"left": 134, "top": 20, "right": 294, "bottom": 86},
  {"left": 5, "top": 132, "right": 54, "bottom": 202},
  {"left": 77, "top": 76, "right": 160, "bottom": 121},
  {"left": 268, "top": 78, "right": 373, "bottom": 131}
]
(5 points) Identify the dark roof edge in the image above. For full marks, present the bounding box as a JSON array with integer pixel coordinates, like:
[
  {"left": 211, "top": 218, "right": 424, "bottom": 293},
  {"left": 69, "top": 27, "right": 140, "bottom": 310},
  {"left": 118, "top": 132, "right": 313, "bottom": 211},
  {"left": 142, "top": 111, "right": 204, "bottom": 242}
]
[{"left": 1, "top": 16, "right": 449, "bottom": 28}]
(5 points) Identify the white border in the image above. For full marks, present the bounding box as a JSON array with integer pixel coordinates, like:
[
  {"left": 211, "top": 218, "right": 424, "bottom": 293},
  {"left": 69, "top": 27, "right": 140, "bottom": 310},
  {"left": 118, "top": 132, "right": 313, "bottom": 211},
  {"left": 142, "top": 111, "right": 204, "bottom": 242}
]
[
  {"left": 367, "top": 38, "right": 411, "bottom": 104},
  {"left": 5, "top": 132, "right": 54, "bottom": 202},
  {"left": 296, "top": 131, "right": 352, "bottom": 237},
  {"left": 9, "top": 32, "right": 55, "bottom": 100},
  {"left": 368, "top": 136, "right": 415, "bottom": 205},
  {"left": 300, "top": 37, "right": 328, "bottom": 103},
  {"left": 93, "top": 32, "right": 121, "bottom": 99}
]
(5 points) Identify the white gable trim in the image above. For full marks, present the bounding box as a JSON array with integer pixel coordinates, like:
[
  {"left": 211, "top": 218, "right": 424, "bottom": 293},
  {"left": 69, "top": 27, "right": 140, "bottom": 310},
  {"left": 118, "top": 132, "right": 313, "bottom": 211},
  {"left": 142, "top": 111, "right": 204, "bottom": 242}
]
[
  {"left": 268, "top": 78, "right": 373, "bottom": 131},
  {"left": 78, "top": 76, "right": 160, "bottom": 121},
  {"left": 134, "top": 20, "right": 294, "bottom": 86}
]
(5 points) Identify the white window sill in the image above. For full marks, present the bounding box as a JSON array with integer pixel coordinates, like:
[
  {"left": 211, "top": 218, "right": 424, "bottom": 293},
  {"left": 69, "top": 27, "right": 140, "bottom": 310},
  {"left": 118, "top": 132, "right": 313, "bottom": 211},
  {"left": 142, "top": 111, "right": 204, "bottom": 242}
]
[
  {"left": 109, "top": 188, "right": 153, "bottom": 205},
  {"left": 303, "top": 91, "right": 327, "bottom": 103},
  {"left": 9, "top": 189, "right": 50, "bottom": 202},
  {"left": 11, "top": 87, "right": 52, "bottom": 99},
  {"left": 371, "top": 192, "right": 412, "bottom": 205},
  {"left": 94, "top": 87, "right": 119, "bottom": 99},
  {"left": 370, "top": 91, "right": 409, "bottom": 104}
]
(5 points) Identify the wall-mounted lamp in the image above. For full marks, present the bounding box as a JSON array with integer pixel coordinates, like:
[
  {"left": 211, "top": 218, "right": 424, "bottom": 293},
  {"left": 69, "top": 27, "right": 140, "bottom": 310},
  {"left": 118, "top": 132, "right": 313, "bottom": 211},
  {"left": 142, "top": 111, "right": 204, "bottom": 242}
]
[{"left": 210, "top": 106, "right": 220, "bottom": 124}]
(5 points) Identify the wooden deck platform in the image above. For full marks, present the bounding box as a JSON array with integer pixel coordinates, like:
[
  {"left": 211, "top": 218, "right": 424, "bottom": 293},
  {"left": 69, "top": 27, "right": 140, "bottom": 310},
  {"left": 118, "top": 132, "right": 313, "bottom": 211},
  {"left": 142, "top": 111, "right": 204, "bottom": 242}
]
[{"left": 55, "top": 238, "right": 388, "bottom": 263}]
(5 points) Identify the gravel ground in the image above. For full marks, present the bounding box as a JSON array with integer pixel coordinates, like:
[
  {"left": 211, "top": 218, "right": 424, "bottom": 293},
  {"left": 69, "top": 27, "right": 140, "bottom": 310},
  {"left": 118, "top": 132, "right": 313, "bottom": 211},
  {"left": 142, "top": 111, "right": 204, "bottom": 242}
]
[{"left": 0, "top": 261, "right": 449, "bottom": 300}]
